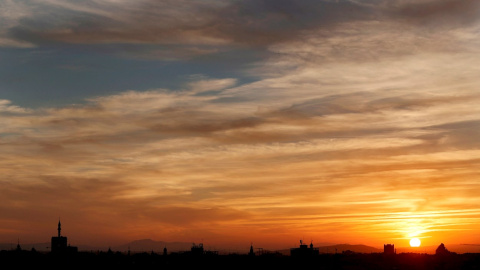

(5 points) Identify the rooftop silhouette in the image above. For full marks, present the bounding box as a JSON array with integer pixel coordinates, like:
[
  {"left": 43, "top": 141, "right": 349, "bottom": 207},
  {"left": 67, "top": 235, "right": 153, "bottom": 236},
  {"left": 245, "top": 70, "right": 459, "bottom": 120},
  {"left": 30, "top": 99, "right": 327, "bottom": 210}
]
[{"left": 290, "top": 240, "right": 319, "bottom": 257}]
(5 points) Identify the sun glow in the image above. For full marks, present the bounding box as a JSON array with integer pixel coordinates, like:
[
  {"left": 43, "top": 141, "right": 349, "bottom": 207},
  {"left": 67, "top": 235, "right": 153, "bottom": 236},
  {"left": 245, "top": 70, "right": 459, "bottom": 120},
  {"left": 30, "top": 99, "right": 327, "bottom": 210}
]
[{"left": 410, "top": 238, "right": 421, "bottom": 247}]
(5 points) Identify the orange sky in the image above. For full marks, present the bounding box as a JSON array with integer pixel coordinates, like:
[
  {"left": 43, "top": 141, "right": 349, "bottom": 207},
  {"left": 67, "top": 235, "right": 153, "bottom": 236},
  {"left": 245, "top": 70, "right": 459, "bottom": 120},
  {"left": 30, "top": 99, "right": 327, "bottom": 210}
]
[{"left": 1, "top": 0, "right": 480, "bottom": 251}]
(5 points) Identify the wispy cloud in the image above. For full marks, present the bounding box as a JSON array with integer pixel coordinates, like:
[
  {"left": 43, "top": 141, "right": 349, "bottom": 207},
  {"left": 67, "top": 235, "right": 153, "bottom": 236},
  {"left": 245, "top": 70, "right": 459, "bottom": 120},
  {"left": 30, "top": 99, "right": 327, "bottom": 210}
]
[
  {"left": 1, "top": 0, "right": 374, "bottom": 59},
  {"left": 1, "top": 0, "right": 480, "bottom": 249},
  {"left": 1, "top": 42, "right": 480, "bottom": 244}
]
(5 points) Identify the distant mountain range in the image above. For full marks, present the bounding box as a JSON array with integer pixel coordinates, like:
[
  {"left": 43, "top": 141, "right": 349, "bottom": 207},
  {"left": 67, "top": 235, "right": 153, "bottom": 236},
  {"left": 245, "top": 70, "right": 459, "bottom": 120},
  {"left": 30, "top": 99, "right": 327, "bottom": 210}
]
[{"left": 3, "top": 239, "right": 480, "bottom": 254}]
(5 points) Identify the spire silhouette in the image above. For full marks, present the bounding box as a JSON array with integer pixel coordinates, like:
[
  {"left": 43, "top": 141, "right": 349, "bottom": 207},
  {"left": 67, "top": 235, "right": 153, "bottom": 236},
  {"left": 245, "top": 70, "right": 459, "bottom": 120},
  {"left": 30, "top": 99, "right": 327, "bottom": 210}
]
[
  {"left": 57, "top": 219, "right": 62, "bottom": 237},
  {"left": 16, "top": 238, "right": 21, "bottom": 251}
]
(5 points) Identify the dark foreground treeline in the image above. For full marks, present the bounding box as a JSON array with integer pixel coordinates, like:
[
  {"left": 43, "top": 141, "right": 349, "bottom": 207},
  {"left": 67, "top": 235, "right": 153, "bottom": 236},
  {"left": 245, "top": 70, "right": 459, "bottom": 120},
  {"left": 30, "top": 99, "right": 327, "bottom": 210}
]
[{"left": 2, "top": 250, "right": 480, "bottom": 270}]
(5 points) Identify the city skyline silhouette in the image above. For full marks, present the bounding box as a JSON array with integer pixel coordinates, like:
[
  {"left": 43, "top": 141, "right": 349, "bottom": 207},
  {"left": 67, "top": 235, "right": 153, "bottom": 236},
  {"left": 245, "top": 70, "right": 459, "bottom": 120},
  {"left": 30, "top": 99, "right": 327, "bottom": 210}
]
[
  {"left": 4, "top": 220, "right": 480, "bottom": 256},
  {"left": 3, "top": 221, "right": 480, "bottom": 270}
]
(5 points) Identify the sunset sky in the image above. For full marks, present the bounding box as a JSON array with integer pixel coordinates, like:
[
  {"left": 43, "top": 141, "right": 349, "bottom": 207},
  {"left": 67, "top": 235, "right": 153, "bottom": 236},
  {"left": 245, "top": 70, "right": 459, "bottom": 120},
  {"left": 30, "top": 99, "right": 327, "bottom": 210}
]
[{"left": 1, "top": 0, "right": 480, "bottom": 251}]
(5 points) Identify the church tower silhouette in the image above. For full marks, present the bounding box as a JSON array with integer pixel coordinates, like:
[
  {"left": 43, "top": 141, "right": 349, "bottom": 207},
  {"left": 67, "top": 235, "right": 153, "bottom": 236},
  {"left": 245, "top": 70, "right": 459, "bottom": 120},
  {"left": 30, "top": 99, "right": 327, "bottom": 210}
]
[{"left": 51, "top": 220, "right": 67, "bottom": 253}]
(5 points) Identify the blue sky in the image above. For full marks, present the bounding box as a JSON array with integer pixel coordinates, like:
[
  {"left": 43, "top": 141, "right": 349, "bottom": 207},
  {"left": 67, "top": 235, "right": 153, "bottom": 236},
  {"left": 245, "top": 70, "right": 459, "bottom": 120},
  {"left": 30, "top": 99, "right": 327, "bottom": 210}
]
[{"left": 0, "top": 45, "right": 263, "bottom": 107}]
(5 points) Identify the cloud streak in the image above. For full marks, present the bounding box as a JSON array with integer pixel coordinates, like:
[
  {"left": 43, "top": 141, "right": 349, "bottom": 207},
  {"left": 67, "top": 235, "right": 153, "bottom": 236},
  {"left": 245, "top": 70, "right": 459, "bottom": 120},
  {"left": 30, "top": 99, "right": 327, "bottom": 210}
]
[{"left": 1, "top": 48, "right": 480, "bottom": 245}]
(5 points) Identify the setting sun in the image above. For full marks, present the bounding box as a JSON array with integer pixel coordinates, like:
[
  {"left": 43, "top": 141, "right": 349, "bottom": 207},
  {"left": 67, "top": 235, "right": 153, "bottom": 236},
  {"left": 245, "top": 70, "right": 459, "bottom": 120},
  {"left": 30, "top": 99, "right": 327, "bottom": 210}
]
[{"left": 410, "top": 238, "right": 421, "bottom": 247}]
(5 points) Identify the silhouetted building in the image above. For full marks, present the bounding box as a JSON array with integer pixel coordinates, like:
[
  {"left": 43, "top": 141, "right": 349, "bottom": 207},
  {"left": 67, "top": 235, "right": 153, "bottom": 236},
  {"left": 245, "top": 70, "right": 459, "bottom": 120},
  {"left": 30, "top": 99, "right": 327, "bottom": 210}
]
[
  {"left": 16, "top": 239, "right": 21, "bottom": 251},
  {"left": 249, "top": 244, "right": 255, "bottom": 256},
  {"left": 191, "top": 243, "right": 204, "bottom": 256},
  {"left": 50, "top": 220, "right": 77, "bottom": 253},
  {"left": 384, "top": 244, "right": 395, "bottom": 254},
  {"left": 436, "top": 243, "right": 451, "bottom": 256},
  {"left": 51, "top": 220, "right": 67, "bottom": 252},
  {"left": 290, "top": 240, "right": 319, "bottom": 257}
]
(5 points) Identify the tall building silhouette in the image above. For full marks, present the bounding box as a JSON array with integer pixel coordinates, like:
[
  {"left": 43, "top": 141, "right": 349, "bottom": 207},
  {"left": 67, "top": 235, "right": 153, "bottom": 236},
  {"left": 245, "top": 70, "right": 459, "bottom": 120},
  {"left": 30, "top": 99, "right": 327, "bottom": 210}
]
[
  {"left": 51, "top": 220, "right": 67, "bottom": 252},
  {"left": 50, "top": 220, "right": 77, "bottom": 253},
  {"left": 384, "top": 244, "right": 395, "bottom": 254}
]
